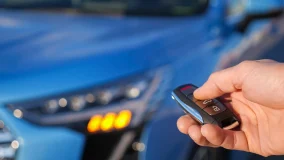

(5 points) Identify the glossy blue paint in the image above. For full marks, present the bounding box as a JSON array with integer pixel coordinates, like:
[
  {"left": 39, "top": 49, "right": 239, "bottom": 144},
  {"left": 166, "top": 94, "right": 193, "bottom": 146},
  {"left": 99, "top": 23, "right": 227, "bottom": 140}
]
[
  {"left": 0, "top": 105, "right": 84, "bottom": 160},
  {"left": 0, "top": 0, "right": 281, "bottom": 160},
  {"left": 0, "top": 10, "right": 215, "bottom": 103}
]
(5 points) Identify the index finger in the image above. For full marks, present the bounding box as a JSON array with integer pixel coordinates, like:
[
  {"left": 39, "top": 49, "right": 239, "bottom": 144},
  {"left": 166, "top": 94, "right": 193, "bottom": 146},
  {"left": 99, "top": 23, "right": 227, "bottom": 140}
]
[{"left": 193, "top": 65, "right": 242, "bottom": 100}]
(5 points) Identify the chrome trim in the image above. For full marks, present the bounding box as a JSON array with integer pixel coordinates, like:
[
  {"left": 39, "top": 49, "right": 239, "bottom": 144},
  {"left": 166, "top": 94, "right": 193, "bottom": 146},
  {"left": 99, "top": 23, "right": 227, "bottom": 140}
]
[
  {"left": 108, "top": 131, "right": 135, "bottom": 160},
  {"left": 223, "top": 121, "right": 239, "bottom": 130},
  {"left": 171, "top": 92, "right": 203, "bottom": 124}
]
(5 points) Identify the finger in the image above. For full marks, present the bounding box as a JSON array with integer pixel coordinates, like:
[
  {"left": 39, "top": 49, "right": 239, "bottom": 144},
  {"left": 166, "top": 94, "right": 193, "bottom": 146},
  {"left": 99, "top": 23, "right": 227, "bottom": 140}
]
[
  {"left": 194, "top": 60, "right": 260, "bottom": 100},
  {"left": 201, "top": 124, "right": 248, "bottom": 151},
  {"left": 194, "top": 66, "right": 239, "bottom": 100},
  {"left": 177, "top": 115, "right": 198, "bottom": 134},
  {"left": 188, "top": 125, "right": 214, "bottom": 147},
  {"left": 178, "top": 116, "right": 218, "bottom": 147}
]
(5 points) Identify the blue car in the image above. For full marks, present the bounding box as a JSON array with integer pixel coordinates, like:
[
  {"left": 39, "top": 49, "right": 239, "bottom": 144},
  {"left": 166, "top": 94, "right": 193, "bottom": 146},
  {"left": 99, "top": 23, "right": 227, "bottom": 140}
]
[{"left": 0, "top": 0, "right": 283, "bottom": 160}]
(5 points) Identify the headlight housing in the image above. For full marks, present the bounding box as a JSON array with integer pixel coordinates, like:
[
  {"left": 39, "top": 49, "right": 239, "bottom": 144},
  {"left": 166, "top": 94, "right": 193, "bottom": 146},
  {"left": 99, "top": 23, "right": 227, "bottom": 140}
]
[
  {"left": 6, "top": 67, "right": 172, "bottom": 134},
  {"left": 6, "top": 74, "right": 151, "bottom": 125}
]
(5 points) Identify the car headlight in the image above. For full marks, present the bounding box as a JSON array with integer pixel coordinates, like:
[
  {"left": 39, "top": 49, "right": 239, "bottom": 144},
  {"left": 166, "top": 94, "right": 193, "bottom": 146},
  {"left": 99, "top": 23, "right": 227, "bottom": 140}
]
[
  {"left": 6, "top": 67, "right": 172, "bottom": 134},
  {"left": 6, "top": 74, "right": 151, "bottom": 124}
]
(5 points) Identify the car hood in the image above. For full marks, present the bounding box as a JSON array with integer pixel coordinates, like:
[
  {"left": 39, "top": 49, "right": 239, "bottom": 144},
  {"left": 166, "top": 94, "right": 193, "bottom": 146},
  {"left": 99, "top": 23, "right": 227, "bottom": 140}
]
[{"left": 0, "top": 10, "right": 211, "bottom": 102}]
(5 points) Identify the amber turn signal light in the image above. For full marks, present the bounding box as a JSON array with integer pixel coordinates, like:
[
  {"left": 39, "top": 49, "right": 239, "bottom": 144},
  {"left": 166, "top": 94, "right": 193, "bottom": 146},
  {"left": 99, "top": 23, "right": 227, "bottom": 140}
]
[
  {"left": 114, "top": 110, "right": 132, "bottom": 129},
  {"left": 87, "top": 115, "right": 103, "bottom": 133},
  {"left": 87, "top": 110, "right": 132, "bottom": 133}
]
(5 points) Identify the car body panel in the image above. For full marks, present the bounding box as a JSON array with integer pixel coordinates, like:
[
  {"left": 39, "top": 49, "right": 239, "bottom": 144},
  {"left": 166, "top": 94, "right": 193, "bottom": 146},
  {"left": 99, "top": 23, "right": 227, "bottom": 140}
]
[
  {"left": 0, "top": 105, "right": 85, "bottom": 160},
  {"left": 0, "top": 10, "right": 215, "bottom": 103}
]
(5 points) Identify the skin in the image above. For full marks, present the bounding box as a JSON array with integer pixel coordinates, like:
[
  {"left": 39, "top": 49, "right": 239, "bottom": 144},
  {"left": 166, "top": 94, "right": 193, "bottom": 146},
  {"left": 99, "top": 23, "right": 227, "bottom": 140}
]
[{"left": 177, "top": 59, "right": 284, "bottom": 157}]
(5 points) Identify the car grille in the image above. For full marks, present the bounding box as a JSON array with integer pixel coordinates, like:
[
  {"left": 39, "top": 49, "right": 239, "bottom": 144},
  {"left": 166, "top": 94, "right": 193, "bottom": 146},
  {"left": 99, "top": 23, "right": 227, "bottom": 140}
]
[{"left": 82, "top": 127, "right": 143, "bottom": 160}]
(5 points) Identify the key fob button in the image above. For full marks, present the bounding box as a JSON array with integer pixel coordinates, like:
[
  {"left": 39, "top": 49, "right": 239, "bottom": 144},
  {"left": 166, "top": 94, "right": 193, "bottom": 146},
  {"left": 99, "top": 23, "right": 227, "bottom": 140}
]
[
  {"left": 195, "top": 99, "right": 216, "bottom": 109},
  {"left": 203, "top": 104, "right": 226, "bottom": 115},
  {"left": 195, "top": 100, "right": 207, "bottom": 109},
  {"left": 180, "top": 85, "right": 197, "bottom": 96}
]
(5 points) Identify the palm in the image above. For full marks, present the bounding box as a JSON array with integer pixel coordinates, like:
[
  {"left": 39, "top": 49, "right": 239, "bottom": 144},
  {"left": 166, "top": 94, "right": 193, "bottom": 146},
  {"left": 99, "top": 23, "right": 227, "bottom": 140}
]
[{"left": 229, "top": 91, "right": 284, "bottom": 156}]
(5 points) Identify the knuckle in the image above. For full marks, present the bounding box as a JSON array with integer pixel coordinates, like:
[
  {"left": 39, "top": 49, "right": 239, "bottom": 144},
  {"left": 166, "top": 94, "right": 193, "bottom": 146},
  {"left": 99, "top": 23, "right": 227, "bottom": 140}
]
[
  {"left": 235, "top": 60, "right": 258, "bottom": 85},
  {"left": 238, "top": 60, "right": 255, "bottom": 68},
  {"left": 209, "top": 72, "right": 219, "bottom": 81}
]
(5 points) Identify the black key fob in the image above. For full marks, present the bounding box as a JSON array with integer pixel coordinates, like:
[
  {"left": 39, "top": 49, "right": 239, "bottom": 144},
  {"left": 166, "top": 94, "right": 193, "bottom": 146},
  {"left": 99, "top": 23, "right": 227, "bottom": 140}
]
[{"left": 172, "top": 84, "right": 240, "bottom": 130}]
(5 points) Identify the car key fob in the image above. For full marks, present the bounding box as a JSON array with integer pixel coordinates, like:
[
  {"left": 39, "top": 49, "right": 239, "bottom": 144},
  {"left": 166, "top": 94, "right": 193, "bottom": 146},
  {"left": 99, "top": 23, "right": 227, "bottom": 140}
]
[{"left": 172, "top": 84, "right": 240, "bottom": 130}]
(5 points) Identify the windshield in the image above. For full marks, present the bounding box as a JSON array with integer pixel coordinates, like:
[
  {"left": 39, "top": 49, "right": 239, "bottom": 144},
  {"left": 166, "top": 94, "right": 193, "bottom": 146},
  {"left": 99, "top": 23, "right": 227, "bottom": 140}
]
[{"left": 1, "top": 0, "right": 208, "bottom": 16}]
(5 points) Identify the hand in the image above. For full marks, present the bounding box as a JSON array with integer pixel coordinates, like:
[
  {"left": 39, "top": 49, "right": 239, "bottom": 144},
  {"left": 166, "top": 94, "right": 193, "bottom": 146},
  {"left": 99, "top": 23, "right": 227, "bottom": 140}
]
[{"left": 177, "top": 60, "right": 284, "bottom": 157}]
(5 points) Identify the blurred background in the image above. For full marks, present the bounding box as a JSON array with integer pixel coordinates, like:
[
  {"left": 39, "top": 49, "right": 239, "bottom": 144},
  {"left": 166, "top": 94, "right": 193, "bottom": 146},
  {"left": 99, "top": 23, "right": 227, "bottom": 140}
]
[{"left": 0, "top": 0, "right": 283, "bottom": 160}]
